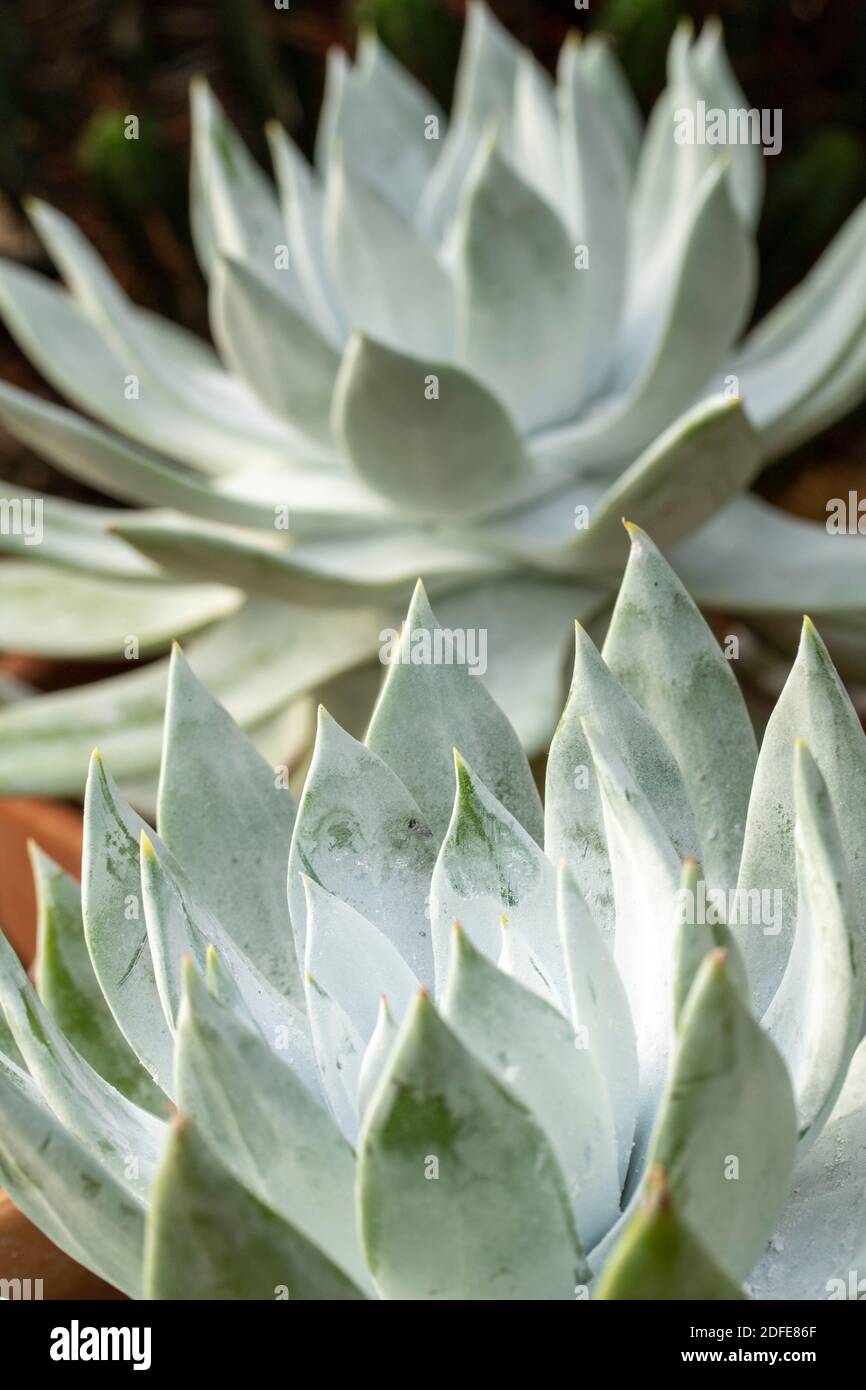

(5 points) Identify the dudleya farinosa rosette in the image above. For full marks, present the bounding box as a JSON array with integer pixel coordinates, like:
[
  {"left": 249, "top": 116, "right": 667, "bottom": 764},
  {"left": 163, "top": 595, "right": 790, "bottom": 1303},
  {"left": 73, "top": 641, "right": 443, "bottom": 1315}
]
[
  {"left": 0, "top": 529, "right": 864, "bottom": 1300},
  {"left": 1, "top": 3, "right": 866, "bottom": 802}
]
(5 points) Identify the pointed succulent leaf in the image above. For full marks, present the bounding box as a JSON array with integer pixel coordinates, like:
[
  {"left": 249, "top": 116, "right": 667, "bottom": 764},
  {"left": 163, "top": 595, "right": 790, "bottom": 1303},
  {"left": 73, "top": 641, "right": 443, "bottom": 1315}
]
[
  {"left": 579, "top": 36, "right": 642, "bottom": 173},
  {"left": 332, "top": 333, "right": 529, "bottom": 520},
  {"left": 139, "top": 832, "right": 318, "bottom": 1097},
  {"left": 266, "top": 122, "right": 346, "bottom": 347},
  {"left": 0, "top": 925, "right": 165, "bottom": 1195},
  {"left": 747, "top": 1039, "right": 866, "bottom": 1300},
  {"left": 452, "top": 0, "right": 521, "bottom": 136},
  {"left": 565, "top": 397, "right": 761, "bottom": 576},
  {"left": 326, "top": 160, "right": 454, "bottom": 360},
  {"left": 210, "top": 255, "right": 340, "bottom": 444},
  {"left": 288, "top": 708, "right": 436, "bottom": 980},
  {"left": 762, "top": 742, "right": 865, "bottom": 1146},
  {"left": 649, "top": 949, "right": 798, "bottom": 1281},
  {"left": 511, "top": 51, "right": 562, "bottom": 213},
  {"left": 443, "top": 926, "right": 620, "bottom": 1248},
  {"left": 320, "top": 31, "right": 442, "bottom": 220},
  {"left": 304, "top": 970, "right": 365, "bottom": 1142},
  {"left": 536, "top": 159, "right": 756, "bottom": 469},
  {"left": 0, "top": 1054, "right": 145, "bottom": 1298},
  {"left": 144, "top": 1116, "right": 367, "bottom": 1299},
  {"left": 557, "top": 34, "right": 629, "bottom": 397},
  {"left": 545, "top": 620, "right": 698, "bottom": 941},
  {"left": 82, "top": 751, "right": 175, "bottom": 1096},
  {"left": 357, "top": 995, "right": 398, "bottom": 1120},
  {"left": 358, "top": 991, "right": 588, "bottom": 1299},
  {"left": 366, "top": 581, "right": 543, "bottom": 844},
  {"left": 735, "top": 617, "right": 866, "bottom": 1014},
  {"left": 557, "top": 865, "right": 638, "bottom": 1188},
  {"left": 189, "top": 78, "right": 306, "bottom": 312},
  {"left": 672, "top": 858, "right": 748, "bottom": 1027},
  {"left": 175, "top": 958, "right": 372, "bottom": 1292},
  {"left": 596, "top": 1167, "right": 747, "bottom": 1301},
  {"left": 429, "top": 753, "right": 563, "bottom": 1001},
  {"left": 303, "top": 877, "right": 419, "bottom": 1047},
  {"left": 603, "top": 523, "right": 757, "bottom": 891},
  {"left": 33, "top": 846, "right": 164, "bottom": 1113},
  {"left": 157, "top": 645, "right": 301, "bottom": 1003},
  {"left": 453, "top": 137, "right": 585, "bottom": 432},
  {"left": 581, "top": 719, "right": 683, "bottom": 1161}
]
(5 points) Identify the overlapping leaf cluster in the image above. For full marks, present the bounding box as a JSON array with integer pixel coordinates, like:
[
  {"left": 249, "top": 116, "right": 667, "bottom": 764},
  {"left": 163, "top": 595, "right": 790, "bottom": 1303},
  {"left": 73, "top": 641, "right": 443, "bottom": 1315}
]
[
  {"left": 2, "top": 5, "right": 866, "bottom": 799},
  {"left": 0, "top": 527, "right": 863, "bottom": 1299}
]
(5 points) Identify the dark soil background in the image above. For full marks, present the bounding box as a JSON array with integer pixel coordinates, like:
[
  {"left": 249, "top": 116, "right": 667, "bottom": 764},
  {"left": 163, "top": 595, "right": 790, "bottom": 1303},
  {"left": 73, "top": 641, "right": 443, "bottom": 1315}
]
[{"left": 1, "top": 0, "right": 865, "bottom": 517}]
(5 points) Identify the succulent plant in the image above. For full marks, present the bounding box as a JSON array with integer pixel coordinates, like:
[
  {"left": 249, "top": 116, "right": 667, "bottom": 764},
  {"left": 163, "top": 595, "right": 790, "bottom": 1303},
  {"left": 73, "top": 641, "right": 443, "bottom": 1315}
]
[
  {"left": 2, "top": 4, "right": 866, "bottom": 800},
  {"left": 0, "top": 526, "right": 864, "bottom": 1300}
]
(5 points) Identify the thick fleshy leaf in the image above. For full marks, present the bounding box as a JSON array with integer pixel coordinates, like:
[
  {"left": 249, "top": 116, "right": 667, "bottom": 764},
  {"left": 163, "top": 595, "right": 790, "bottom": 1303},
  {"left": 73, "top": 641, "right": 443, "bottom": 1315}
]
[
  {"left": 563, "top": 397, "right": 762, "bottom": 577},
  {"left": 596, "top": 1167, "right": 746, "bottom": 1301},
  {"left": 157, "top": 645, "right": 301, "bottom": 1002},
  {"left": 303, "top": 877, "right": 419, "bottom": 1040},
  {"left": 0, "top": 598, "right": 384, "bottom": 797},
  {"left": 443, "top": 926, "right": 620, "bottom": 1248},
  {"left": 32, "top": 846, "right": 164, "bottom": 1114},
  {"left": 511, "top": 51, "right": 562, "bottom": 213},
  {"left": 429, "top": 754, "right": 562, "bottom": 1001},
  {"left": 557, "top": 865, "right": 638, "bottom": 1188},
  {"left": 0, "top": 257, "right": 286, "bottom": 476},
  {"left": 735, "top": 617, "right": 866, "bottom": 1014},
  {"left": 582, "top": 720, "right": 684, "bottom": 1162},
  {"left": 365, "top": 581, "right": 543, "bottom": 843},
  {"left": 266, "top": 122, "right": 346, "bottom": 348},
  {"left": 544, "top": 620, "right": 697, "bottom": 941},
  {"left": 139, "top": 833, "right": 317, "bottom": 1097},
  {"left": 0, "top": 481, "right": 157, "bottom": 580},
  {"left": 288, "top": 708, "right": 436, "bottom": 979},
  {"left": 0, "top": 378, "right": 279, "bottom": 526},
  {"left": 669, "top": 492, "right": 866, "bottom": 615},
  {"left": 175, "top": 958, "right": 372, "bottom": 1292},
  {"left": 303, "top": 969, "right": 365, "bottom": 1142},
  {"left": 0, "top": 924, "right": 164, "bottom": 1194},
  {"left": 189, "top": 78, "right": 307, "bottom": 312},
  {"left": 0, "top": 1054, "right": 145, "bottom": 1298},
  {"left": 26, "top": 196, "right": 289, "bottom": 451},
  {"left": 325, "top": 161, "right": 454, "bottom": 359},
  {"left": 453, "top": 138, "right": 585, "bottom": 432},
  {"left": 579, "top": 37, "right": 642, "bottom": 174},
  {"left": 649, "top": 948, "right": 798, "bottom": 1281},
  {"left": 357, "top": 991, "right": 588, "bottom": 1300},
  {"left": 113, "top": 510, "right": 506, "bottom": 608},
  {"left": 452, "top": 0, "right": 521, "bottom": 136},
  {"left": 746, "top": 1039, "right": 866, "bottom": 1300},
  {"left": 357, "top": 995, "right": 398, "bottom": 1120},
  {"left": 82, "top": 751, "right": 175, "bottom": 1097},
  {"left": 762, "top": 742, "right": 865, "bottom": 1145},
  {"left": 332, "top": 333, "right": 529, "bottom": 520},
  {"left": 210, "top": 255, "right": 340, "bottom": 444},
  {"left": 144, "top": 1116, "right": 367, "bottom": 1299},
  {"left": 0, "top": 562, "right": 238, "bottom": 660},
  {"left": 535, "top": 159, "right": 756, "bottom": 470},
  {"left": 557, "top": 35, "right": 629, "bottom": 399},
  {"left": 602, "top": 523, "right": 757, "bottom": 890},
  {"left": 672, "top": 858, "right": 748, "bottom": 1027},
  {"left": 320, "top": 31, "right": 443, "bottom": 220}
]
